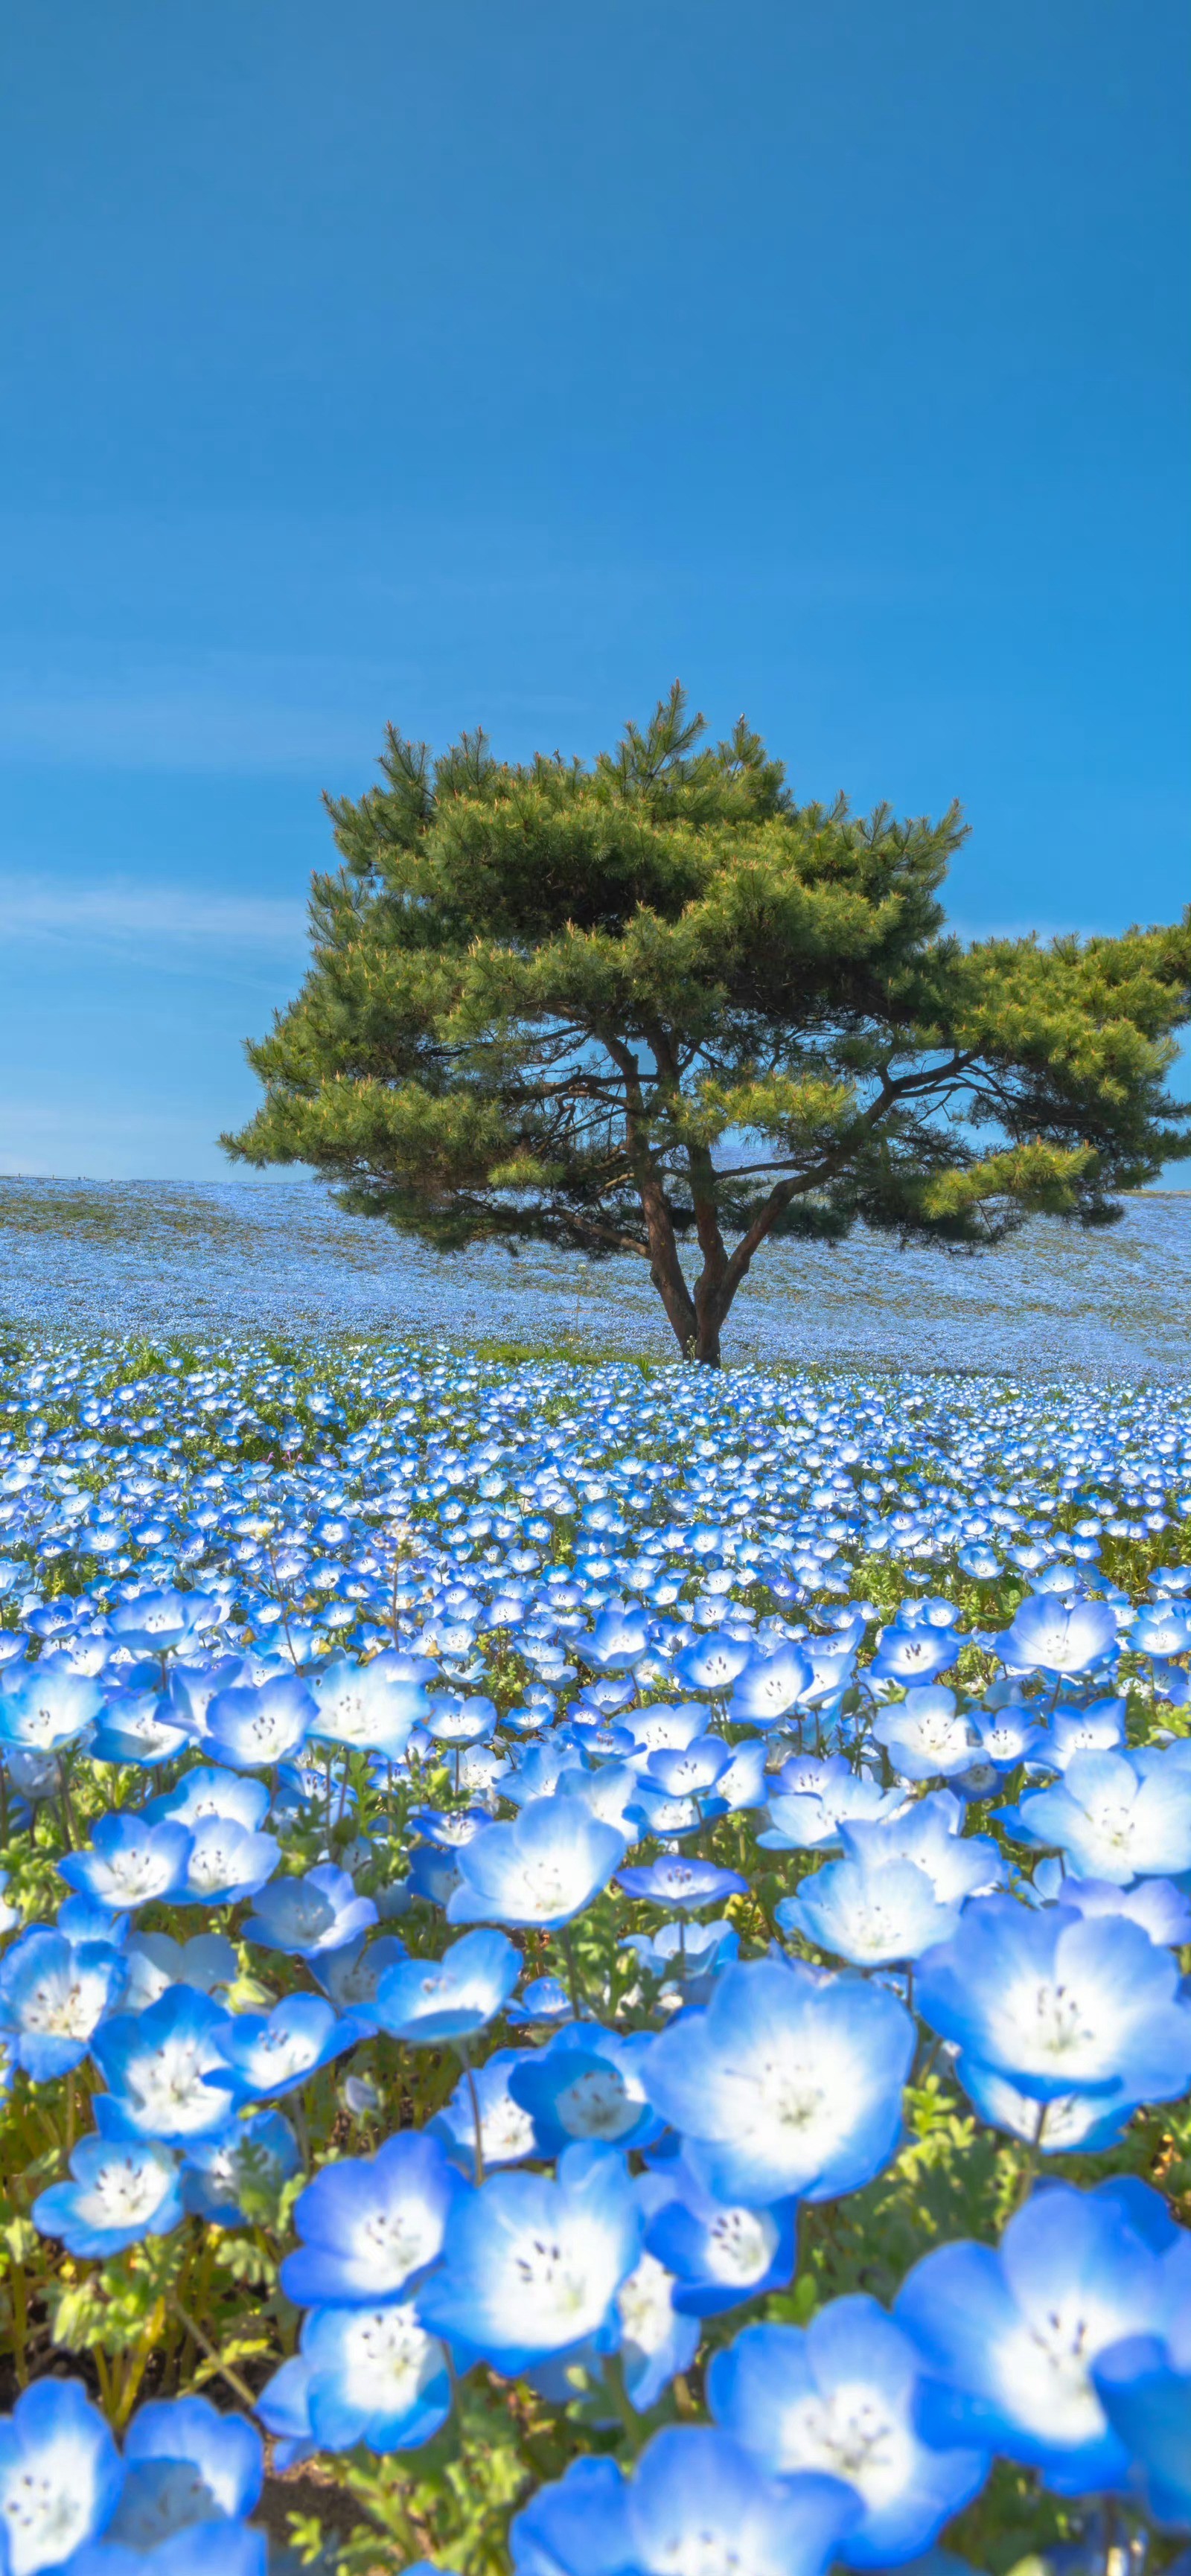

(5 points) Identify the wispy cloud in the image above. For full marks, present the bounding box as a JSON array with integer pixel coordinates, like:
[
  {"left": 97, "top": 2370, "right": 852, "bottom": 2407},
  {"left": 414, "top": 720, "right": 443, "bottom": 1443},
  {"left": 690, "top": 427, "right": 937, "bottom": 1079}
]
[
  {"left": 0, "top": 650, "right": 394, "bottom": 774},
  {"left": 0, "top": 876, "right": 307, "bottom": 950}
]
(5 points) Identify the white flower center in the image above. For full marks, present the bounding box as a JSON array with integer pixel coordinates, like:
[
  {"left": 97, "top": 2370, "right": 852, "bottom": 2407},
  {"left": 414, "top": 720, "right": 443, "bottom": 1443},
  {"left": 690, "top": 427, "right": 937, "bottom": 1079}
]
[
  {"left": 705, "top": 2208, "right": 777, "bottom": 2284},
  {"left": 555, "top": 2067, "right": 637, "bottom": 2140},
  {"left": 360, "top": 2207, "right": 438, "bottom": 2278},
  {"left": 776, "top": 2385, "right": 912, "bottom": 2502},
  {"left": 1027, "top": 1979, "right": 1098, "bottom": 2062},
  {"left": 511, "top": 2231, "right": 593, "bottom": 2324},
  {"left": 1, "top": 2467, "right": 92, "bottom": 2576},
  {"left": 342, "top": 2305, "right": 438, "bottom": 2407},
  {"left": 24, "top": 1975, "right": 101, "bottom": 2037},
  {"left": 83, "top": 2153, "right": 170, "bottom": 2225},
  {"left": 618, "top": 2253, "right": 674, "bottom": 2350}
]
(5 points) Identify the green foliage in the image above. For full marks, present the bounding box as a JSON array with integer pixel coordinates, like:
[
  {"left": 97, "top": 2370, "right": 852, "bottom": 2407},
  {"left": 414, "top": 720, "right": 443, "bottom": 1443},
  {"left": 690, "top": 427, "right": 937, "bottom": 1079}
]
[{"left": 224, "top": 688, "right": 1191, "bottom": 1362}]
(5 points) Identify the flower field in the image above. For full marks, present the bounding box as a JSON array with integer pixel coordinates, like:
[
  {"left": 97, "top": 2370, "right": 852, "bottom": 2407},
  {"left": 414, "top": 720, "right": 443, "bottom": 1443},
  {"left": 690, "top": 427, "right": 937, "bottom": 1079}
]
[{"left": 0, "top": 1329, "right": 1190, "bottom": 2576}]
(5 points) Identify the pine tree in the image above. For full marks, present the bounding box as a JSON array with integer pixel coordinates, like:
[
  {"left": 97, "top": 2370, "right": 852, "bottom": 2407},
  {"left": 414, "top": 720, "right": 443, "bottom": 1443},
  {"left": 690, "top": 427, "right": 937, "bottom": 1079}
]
[{"left": 224, "top": 688, "right": 1191, "bottom": 1364}]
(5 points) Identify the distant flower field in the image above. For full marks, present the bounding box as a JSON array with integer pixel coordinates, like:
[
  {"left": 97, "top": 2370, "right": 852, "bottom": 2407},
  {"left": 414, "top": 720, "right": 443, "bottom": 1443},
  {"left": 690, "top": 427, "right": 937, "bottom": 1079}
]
[
  {"left": 1, "top": 1178, "right": 1190, "bottom": 1374},
  {"left": 0, "top": 1327, "right": 1190, "bottom": 2575}
]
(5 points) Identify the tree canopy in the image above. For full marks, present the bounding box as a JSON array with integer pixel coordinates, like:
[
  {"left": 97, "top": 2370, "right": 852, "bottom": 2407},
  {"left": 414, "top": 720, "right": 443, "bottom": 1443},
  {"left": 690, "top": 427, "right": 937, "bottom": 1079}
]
[{"left": 224, "top": 688, "right": 1191, "bottom": 1362}]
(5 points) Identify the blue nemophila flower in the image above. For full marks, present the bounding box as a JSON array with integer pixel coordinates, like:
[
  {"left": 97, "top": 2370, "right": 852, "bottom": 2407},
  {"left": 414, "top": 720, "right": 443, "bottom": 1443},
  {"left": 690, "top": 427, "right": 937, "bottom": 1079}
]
[
  {"left": 252, "top": 2355, "right": 317, "bottom": 2469},
  {"left": 3, "top": 1745, "right": 63, "bottom": 1809},
  {"left": 642, "top": 1957, "right": 914, "bottom": 2206},
  {"left": 54, "top": 1892, "right": 127, "bottom": 1944},
  {"left": 407, "top": 1805, "right": 492, "bottom": 1852},
  {"left": 181, "top": 2109, "right": 300, "bottom": 2224},
  {"left": 502, "top": 1741, "right": 574, "bottom": 1804},
  {"left": 108, "top": 1590, "right": 221, "bottom": 1657},
  {"left": 869, "top": 1625, "right": 955, "bottom": 1687},
  {"left": 417, "top": 2139, "right": 641, "bottom": 2376},
  {"left": 644, "top": 1734, "right": 733, "bottom": 1800},
  {"left": 555, "top": 1762, "right": 648, "bottom": 1841},
  {"left": 508, "top": 1972, "right": 573, "bottom": 2025},
  {"left": 759, "top": 1761, "right": 902, "bottom": 1853},
  {"left": 0, "top": 2378, "right": 124, "bottom": 2576},
  {"left": 630, "top": 1787, "right": 700, "bottom": 1841},
  {"left": 842, "top": 1789, "right": 1005, "bottom": 1905},
  {"left": 70, "top": 2493, "right": 265, "bottom": 2576},
  {"left": 147, "top": 1767, "right": 270, "bottom": 1832},
  {"left": 167, "top": 1656, "right": 250, "bottom": 1748},
  {"left": 432, "top": 2047, "right": 540, "bottom": 2170},
  {"left": 1048, "top": 1697, "right": 1127, "bottom": 1765},
  {"left": 33, "top": 2133, "right": 182, "bottom": 2258},
  {"left": 0, "top": 1925, "right": 125, "bottom": 2080},
  {"left": 91, "top": 1988, "right": 239, "bottom": 2145},
  {"left": 619, "top": 1703, "right": 709, "bottom": 1767},
  {"left": 90, "top": 1688, "right": 192, "bottom": 1769},
  {"left": 895, "top": 2179, "right": 1183, "bottom": 2496},
  {"left": 615, "top": 2239, "right": 701, "bottom": 2414},
  {"left": 508, "top": 2425, "right": 858, "bottom": 2576},
  {"left": 0, "top": 1661, "right": 103, "bottom": 1753},
  {"left": 616, "top": 1856, "right": 747, "bottom": 1910},
  {"left": 406, "top": 1844, "right": 464, "bottom": 1908},
  {"left": 730, "top": 1643, "right": 814, "bottom": 1726},
  {"left": 958, "top": 1542, "right": 1001, "bottom": 1580},
  {"left": 261, "top": 2303, "right": 452, "bottom": 2455},
  {"left": 60, "top": 1814, "right": 192, "bottom": 1911},
  {"left": 307, "top": 1652, "right": 428, "bottom": 1756},
  {"left": 281, "top": 2131, "right": 463, "bottom": 2307},
  {"left": 426, "top": 1695, "right": 499, "bottom": 1751},
  {"left": 1000, "top": 1748, "right": 1191, "bottom": 1883},
  {"left": 580, "top": 1607, "right": 651, "bottom": 1670},
  {"left": 705, "top": 1739, "right": 769, "bottom": 1815},
  {"left": 121, "top": 1931, "right": 238, "bottom": 2013},
  {"left": 1093, "top": 2314, "right": 1191, "bottom": 2530},
  {"left": 310, "top": 1930, "right": 409, "bottom": 2015},
  {"left": 208, "top": 1994, "right": 365, "bottom": 2103},
  {"left": 674, "top": 1631, "right": 753, "bottom": 1693},
  {"left": 871, "top": 1689, "right": 982, "bottom": 1783},
  {"left": 622, "top": 1915, "right": 739, "bottom": 2001},
  {"left": 243, "top": 1861, "right": 377, "bottom": 1958},
  {"left": 173, "top": 1815, "right": 280, "bottom": 1908},
  {"left": 799, "top": 1637, "right": 860, "bottom": 1709},
  {"left": 1131, "top": 1597, "right": 1191, "bottom": 1657},
  {"left": 122, "top": 2391, "right": 261, "bottom": 2518},
  {"left": 970, "top": 1701, "right": 1047, "bottom": 1768},
  {"left": 74, "top": 2392, "right": 264, "bottom": 2576},
  {"left": 1031, "top": 1864, "right": 1191, "bottom": 1946},
  {"left": 445, "top": 1795, "right": 628, "bottom": 1930},
  {"left": 915, "top": 1893, "right": 1191, "bottom": 2130},
  {"left": 509, "top": 2025, "right": 662, "bottom": 2155},
  {"left": 709, "top": 2302, "right": 989, "bottom": 2566},
  {"left": 999, "top": 1593, "right": 1117, "bottom": 1676},
  {"left": 205, "top": 1675, "right": 313, "bottom": 1771},
  {"left": 644, "top": 2163, "right": 798, "bottom": 2315},
  {"left": 949, "top": 2061, "right": 1140, "bottom": 2154},
  {"left": 374, "top": 1927, "right": 520, "bottom": 2042},
  {"left": 777, "top": 1852, "right": 961, "bottom": 1967}
]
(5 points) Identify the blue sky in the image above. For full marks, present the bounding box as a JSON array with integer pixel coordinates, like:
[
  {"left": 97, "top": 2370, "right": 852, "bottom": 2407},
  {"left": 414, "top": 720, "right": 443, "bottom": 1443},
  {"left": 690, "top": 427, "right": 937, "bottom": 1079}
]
[{"left": 2, "top": 0, "right": 1188, "bottom": 1181}]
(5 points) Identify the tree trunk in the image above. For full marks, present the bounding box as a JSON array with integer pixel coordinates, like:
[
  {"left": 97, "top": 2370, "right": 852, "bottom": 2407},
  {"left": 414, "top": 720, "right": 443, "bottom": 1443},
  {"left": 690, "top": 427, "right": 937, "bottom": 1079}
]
[{"left": 693, "top": 1316, "right": 722, "bottom": 1366}]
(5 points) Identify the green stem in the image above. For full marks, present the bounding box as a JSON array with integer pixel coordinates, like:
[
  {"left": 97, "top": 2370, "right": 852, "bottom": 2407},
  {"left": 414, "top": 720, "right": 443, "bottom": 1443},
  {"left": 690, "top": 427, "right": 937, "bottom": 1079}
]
[
  {"left": 1014, "top": 2102, "right": 1048, "bottom": 2208},
  {"left": 9, "top": 2256, "right": 28, "bottom": 2387},
  {"left": 170, "top": 2298, "right": 261, "bottom": 2412},
  {"left": 561, "top": 1925, "right": 585, "bottom": 2018},
  {"left": 456, "top": 2042, "right": 485, "bottom": 2185},
  {"left": 293, "top": 2089, "right": 312, "bottom": 2173},
  {"left": 56, "top": 1757, "right": 77, "bottom": 1852}
]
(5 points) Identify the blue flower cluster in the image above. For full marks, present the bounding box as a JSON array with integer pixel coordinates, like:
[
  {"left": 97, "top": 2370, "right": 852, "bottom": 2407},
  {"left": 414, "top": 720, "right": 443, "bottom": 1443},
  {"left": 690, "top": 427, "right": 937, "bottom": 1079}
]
[{"left": 0, "top": 1334, "right": 1190, "bottom": 2573}]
